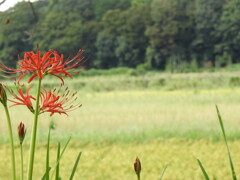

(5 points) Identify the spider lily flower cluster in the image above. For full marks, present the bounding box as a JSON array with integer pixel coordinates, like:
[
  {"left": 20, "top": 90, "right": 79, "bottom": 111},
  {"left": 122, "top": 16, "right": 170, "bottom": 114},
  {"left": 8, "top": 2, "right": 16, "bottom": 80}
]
[
  {"left": 39, "top": 87, "right": 82, "bottom": 116},
  {"left": 8, "top": 86, "right": 81, "bottom": 116},
  {"left": 0, "top": 49, "right": 87, "bottom": 180},
  {"left": 1, "top": 50, "right": 86, "bottom": 115},
  {"left": 0, "top": 49, "right": 87, "bottom": 85}
]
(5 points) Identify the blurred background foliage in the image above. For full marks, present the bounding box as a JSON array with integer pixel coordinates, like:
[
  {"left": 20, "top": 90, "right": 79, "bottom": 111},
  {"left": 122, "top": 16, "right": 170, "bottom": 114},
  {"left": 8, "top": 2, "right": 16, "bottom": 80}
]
[{"left": 0, "top": 0, "right": 239, "bottom": 71}]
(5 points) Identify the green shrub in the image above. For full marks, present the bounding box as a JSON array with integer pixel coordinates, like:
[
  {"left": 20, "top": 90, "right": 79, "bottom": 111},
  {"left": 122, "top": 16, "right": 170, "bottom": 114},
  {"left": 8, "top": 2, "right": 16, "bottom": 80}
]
[
  {"left": 80, "top": 67, "right": 132, "bottom": 76},
  {"left": 229, "top": 77, "right": 240, "bottom": 87},
  {"left": 128, "top": 69, "right": 146, "bottom": 76},
  {"left": 134, "top": 79, "right": 149, "bottom": 88},
  {"left": 136, "top": 62, "right": 152, "bottom": 71},
  {"left": 149, "top": 78, "right": 166, "bottom": 88}
]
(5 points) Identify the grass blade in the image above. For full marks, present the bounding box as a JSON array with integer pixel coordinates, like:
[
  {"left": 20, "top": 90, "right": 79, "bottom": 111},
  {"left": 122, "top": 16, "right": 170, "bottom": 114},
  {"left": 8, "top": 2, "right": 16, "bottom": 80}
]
[
  {"left": 196, "top": 159, "right": 210, "bottom": 180},
  {"left": 159, "top": 164, "right": 168, "bottom": 180},
  {"left": 50, "top": 136, "right": 72, "bottom": 179},
  {"left": 69, "top": 151, "right": 82, "bottom": 180},
  {"left": 41, "top": 167, "right": 51, "bottom": 180},
  {"left": 46, "top": 129, "right": 51, "bottom": 180},
  {"left": 216, "top": 105, "right": 237, "bottom": 180},
  {"left": 55, "top": 142, "right": 61, "bottom": 180}
]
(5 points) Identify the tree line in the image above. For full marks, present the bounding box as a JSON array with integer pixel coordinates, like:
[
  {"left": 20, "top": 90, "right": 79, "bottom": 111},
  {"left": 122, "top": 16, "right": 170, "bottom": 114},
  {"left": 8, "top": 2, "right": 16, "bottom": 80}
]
[{"left": 0, "top": 0, "right": 239, "bottom": 71}]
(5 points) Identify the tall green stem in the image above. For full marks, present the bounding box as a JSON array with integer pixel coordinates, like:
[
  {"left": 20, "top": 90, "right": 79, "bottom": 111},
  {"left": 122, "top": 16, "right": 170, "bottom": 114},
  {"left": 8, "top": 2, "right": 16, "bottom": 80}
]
[
  {"left": 27, "top": 79, "right": 42, "bottom": 180},
  {"left": 137, "top": 174, "right": 140, "bottom": 180},
  {"left": 20, "top": 144, "right": 24, "bottom": 180},
  {"left": 4, "top": 105, "right": 16, "bottom": 180}
]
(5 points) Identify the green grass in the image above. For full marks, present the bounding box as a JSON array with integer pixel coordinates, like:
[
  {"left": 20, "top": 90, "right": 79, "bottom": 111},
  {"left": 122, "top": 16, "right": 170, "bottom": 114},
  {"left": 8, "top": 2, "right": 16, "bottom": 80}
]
[
  {"left": 6, "top": 70, "right": 240, "bottom": 92},
  {"left": 2, "top": 86, "right": 240, "bottom": 144}
]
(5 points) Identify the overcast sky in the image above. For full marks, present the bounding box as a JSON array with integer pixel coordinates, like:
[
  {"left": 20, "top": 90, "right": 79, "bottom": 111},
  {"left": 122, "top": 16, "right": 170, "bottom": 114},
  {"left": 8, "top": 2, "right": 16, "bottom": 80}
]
[{"left": 0, "top": 0, "right": 37, "bottom": 11}]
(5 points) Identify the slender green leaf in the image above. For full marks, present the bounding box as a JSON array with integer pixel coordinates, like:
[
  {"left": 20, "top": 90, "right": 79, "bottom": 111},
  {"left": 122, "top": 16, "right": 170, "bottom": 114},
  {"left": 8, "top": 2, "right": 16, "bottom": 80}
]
[
  {"left": 55, "top": 142, "right": 61, "bottom": 180},
  {"left": 196, "top": 159, "right": 210, "bottom": 180},
  {"left": 46, "top": 129, "right": 51, "bottom": 180},
  {"left": 159, "top": 164, "right": 168, "bottom": 180},
  {"left": 216, "top": 105, "right": 237, "bottom": 180},
  {"left": 50, "top": 136, "right": 72, "bottom": 179},
  {"left": 41, "top": 167, "right": 51, "bottom": 180},
  {"left": 70, "top": 151, "right": 82, "bottom": 180}
]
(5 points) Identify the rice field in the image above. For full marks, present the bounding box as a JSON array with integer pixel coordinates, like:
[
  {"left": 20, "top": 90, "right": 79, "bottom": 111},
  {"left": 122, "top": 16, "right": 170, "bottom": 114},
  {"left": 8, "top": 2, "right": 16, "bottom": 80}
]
[
  {"left": 1, "top": 72, "right": 240, "bottom": 179},
  {"left": 1, "top": 140, "right": 240, "bottom": 179}
]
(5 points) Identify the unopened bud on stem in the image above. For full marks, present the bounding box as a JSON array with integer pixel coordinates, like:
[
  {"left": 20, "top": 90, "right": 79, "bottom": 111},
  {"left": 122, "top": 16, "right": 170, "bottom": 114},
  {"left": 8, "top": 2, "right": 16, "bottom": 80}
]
[
  {"left": 134, "top": 157, "right": 141, "bottom": 180},
  {"left": 18, "top": 122, "right": 26, "bottom": 144},
  {"left": 0, "top": 83, "right": 7, "bottom": 106}
]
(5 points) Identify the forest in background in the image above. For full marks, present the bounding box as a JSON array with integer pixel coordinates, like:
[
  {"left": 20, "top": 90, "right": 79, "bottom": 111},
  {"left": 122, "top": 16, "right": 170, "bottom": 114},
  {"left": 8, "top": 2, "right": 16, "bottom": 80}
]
[{"left": 0, "top": 0, "right": 240, "bottom": 72}]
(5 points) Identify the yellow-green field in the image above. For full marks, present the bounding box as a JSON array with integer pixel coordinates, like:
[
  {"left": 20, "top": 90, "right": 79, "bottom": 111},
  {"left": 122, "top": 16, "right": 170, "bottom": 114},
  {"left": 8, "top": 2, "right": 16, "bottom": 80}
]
[
  {"left": 1, "top": 140, "right": 240, "bottom": 179},
  {"left": 1, "top": 73, "right": 240, "bottom": 179}
]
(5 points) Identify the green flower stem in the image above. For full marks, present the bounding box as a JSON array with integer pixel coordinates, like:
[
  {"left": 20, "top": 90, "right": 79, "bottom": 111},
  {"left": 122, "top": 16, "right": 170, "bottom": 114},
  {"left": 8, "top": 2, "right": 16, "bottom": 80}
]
[
  {"left": 137, "top": 174, "right": 140, "bottom": 180},
  {"left": 3, "top": 105, "right": 16, "bottom": 180},
  {"left": 27, "top": 78, "right": 42, "bottom": 180},
  {"left": 20, "top": 143, "right": 24, "bottom": 180}
]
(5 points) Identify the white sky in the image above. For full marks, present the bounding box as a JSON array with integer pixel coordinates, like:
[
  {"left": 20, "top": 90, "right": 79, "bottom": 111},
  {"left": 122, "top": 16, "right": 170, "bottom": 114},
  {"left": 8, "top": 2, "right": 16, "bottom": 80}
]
[{"left": 0, "top": 0, "right": 37, "bottom": 12}]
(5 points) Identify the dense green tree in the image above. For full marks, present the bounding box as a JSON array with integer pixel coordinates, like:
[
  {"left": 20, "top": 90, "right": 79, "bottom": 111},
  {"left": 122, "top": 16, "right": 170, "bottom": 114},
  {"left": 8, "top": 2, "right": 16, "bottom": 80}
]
[
  {"left": 131, "top": 0, "right": 152, "bottom": 4},
  {"left": 116, "top": 4, "right": 151, "bottom": 67},
  {"left": 80, "top": 21, "right": 101, "bottom": 67},
  {"left": 101, "top": 9, "right": 125, "bottom": 35},
  {"left": 33, "top": 12, "right": 83, "bottom": 55},
  {"left": 193, "top": 0, "right": 226, "bottom": 66},
  {"left": 48, "top": 0, "right": 95, "bottom": 21},
  {"left": 95, "top": 31, "right": 118, "bottom": 68},
  {"left": 115, "top": 36, "right": 140, "bottom": 67},
  {"left": 146, "top": 0, "right": 195, "bottom": 69},
  {"left": 94, "top": 9, "right": 123, "bottom": 68},
  {"left": 98, "top": 4, "right": 150, "bottom": 68},
  {"left": 0, "top": 2, "right": 39, "bottom": 68},
  {"left": 217, "top": 0, "right": 240, "bottom": 63},
  {"left": 0, "top": 0, "right": 237, "bottom": 71},
  {"left": 93, "top": 0, "right": 130, "bottom": 20},
  {"left": 34, "top": 0, "right": 99, "bottom": 66}
]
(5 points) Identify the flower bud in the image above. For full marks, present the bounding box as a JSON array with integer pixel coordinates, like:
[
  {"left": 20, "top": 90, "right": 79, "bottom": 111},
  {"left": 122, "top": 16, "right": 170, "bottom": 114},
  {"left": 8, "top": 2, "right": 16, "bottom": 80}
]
[
  {"left": 0, "top": 83, "right": 7, "bottom": 106},
  {"left": 18, "top": 122, "right": 26, "bottom": 144},
  {"left": 134, "top": 157, "right": 141, "bottom": 176}
]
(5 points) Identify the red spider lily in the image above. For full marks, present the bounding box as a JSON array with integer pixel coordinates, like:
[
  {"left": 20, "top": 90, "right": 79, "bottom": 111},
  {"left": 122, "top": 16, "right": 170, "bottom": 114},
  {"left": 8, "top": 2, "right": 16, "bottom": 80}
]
[
  {"left": 8, "top": 86, "right": 36, "bottom": 112},
  {"left": 39, "top": 87, "right": 82, "bottom": 116},
  {"left": 7, "top": 85, "right": 81, "bottom": 116},
  {"left": 0, "top": 50, "right": 88, "bottom": 85}
]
